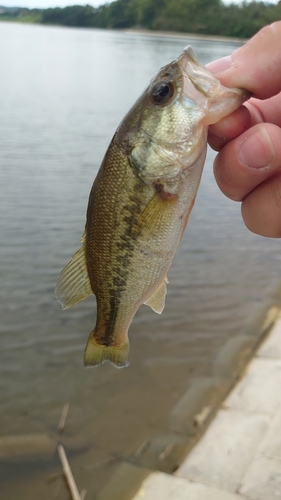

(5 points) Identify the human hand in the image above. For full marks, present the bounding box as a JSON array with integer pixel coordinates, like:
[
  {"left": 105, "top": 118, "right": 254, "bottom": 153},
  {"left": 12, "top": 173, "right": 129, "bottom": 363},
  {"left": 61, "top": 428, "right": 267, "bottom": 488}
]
[{"left": 207, "top": 22, "right": 281, "bottom": 237}]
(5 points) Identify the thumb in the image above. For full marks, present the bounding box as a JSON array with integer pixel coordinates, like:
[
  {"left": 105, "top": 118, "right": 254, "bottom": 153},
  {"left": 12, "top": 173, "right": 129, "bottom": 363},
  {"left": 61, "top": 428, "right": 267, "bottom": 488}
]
[{"left": 208, "top": 22, "right": 281, "bottom": 100}]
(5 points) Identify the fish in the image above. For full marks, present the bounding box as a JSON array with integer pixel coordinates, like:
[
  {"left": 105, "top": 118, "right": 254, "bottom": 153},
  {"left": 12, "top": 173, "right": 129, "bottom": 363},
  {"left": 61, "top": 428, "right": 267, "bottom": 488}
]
[{"left": 55, "top": 46, "right": 249, "bottom": 368}]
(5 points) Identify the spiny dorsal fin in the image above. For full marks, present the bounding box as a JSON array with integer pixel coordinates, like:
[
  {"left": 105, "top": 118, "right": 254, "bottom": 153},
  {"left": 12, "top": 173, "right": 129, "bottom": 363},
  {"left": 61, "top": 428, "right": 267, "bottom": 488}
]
[
  {"left": 55, "top": 239, "right": 93, "bottom": 310},
  {"left": 144, "top": 276, "right": 168, "bottom": 314}
]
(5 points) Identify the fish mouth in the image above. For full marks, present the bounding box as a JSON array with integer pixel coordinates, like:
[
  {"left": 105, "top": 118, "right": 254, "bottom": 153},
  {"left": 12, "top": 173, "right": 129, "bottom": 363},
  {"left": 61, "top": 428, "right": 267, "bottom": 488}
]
[
  {"left": 177, "top": 46, "right": 218, "bottom": 103},
  {"left": 177, "top": 45, "right": 241, "bottom": 98},
  {"left": 177, "top": 46, "right": 250, "bottom": 124}
]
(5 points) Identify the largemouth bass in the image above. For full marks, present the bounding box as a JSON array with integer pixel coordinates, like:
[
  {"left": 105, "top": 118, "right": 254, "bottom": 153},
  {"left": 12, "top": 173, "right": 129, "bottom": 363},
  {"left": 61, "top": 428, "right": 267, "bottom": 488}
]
[{"left": 55, "top": 47, "right": 248, "bottom": 368}]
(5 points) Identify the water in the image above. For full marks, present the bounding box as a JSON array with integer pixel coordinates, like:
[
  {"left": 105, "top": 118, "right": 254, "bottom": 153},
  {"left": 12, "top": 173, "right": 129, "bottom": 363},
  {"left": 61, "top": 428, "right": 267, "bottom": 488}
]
[{"left": 0, "top": 22, "right": 280, "bottom": 499}]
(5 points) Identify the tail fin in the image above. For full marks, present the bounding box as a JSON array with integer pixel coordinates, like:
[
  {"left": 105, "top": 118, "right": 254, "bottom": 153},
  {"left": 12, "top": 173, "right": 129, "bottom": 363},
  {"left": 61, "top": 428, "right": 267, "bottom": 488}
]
[{"left": 84, "top": 332, "right": 130, "bottom": 368}]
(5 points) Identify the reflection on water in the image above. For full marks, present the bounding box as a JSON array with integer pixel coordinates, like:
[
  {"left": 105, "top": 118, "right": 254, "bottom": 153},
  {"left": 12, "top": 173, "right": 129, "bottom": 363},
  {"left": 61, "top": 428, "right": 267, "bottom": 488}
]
[{"left": 0, "top": 22, "right": 280, "bottom": 498}]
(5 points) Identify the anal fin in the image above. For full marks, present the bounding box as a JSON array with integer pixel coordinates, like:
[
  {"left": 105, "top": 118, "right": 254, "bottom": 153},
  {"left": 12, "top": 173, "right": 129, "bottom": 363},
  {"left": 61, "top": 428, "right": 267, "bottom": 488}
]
[{"left": 144, "top": 276, "right": 168, "bottom": 314}]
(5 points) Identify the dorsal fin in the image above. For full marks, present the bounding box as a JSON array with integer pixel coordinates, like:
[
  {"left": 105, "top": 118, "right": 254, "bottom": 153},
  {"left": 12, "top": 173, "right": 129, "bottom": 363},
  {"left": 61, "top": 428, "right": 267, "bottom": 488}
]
[{"left": 55, "top": 235, "right": 93, "bottom": 310}]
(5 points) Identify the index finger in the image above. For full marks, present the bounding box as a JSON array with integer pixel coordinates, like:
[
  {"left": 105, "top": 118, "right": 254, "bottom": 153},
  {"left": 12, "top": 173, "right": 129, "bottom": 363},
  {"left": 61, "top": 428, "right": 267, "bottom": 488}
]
[{"left": 208, "top": 93, "right": 281, "bottom": 151}]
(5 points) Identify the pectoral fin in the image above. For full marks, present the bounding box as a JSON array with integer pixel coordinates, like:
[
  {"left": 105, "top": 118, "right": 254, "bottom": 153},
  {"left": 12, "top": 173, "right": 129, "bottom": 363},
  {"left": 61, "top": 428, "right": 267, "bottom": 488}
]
[
  {"left": 55, "top": 236, "right": 93, "bottom": 310},
  {"left": 144, "top": 276, "right": 168, "bottom": 314},
  {"left": 137, "top": 190, "right": 177, "bottom": 236}
]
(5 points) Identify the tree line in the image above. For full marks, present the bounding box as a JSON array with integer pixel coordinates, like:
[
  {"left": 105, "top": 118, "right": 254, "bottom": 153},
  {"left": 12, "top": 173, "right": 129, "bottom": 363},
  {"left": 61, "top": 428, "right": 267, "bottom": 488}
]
[{"left": 1, "top": 1, "right": 281, "bottom": 38}]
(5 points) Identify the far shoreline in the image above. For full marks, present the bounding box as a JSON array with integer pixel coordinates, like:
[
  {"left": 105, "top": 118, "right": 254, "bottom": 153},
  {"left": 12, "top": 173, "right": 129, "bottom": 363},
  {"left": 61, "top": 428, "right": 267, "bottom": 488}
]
[
  {"left": 0, "top": 18, "right": 248, "bottom": 44},
  {"left": 122, "top": 28, "right": 248, "bottom": 44}
]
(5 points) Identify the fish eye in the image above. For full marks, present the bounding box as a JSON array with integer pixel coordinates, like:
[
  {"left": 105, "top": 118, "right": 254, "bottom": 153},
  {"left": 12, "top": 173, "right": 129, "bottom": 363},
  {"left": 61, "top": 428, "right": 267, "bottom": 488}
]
[{"left": 150, "top": 80, "right": 175, "bottom": 106}]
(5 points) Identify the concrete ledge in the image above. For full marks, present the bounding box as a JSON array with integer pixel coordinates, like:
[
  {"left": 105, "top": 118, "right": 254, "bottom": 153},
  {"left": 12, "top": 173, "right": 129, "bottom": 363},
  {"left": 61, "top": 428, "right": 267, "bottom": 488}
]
[
  {"left": 177, "top": 409, "right": 270, "bottom": 492},
  {"left": 130, "top": 470, "right": 246, "bottom": 500},
  {"left": 132, "top": 434, "right": 191, "bottom": 473},
  {"left": 258, "top": 317, "right": 281, "bottom": 359},
  {"left": 225, "top": 357, "right": 281, "bottom": 414},
  {"left": 239, "top": 455, "right": 281, "bottom": 500},
  {"left": 212, "top": 335, "right": 256, "bottom": 378},
  {"left": 97, "top": 462, "right": 151, "bottom": 500},
  {"left": 242, "top": 302, "right": 280, "bottom": 338},
  {"left": 169, "top": 376, "right": 230, "bottom": 435},
  {"left": 178, "top": 314, "right": 281, "bottom": 499},
  {"left": 97, "top": 284, "right": 281, "bottom": 500},
  {"left": 240, "top": 281, "right": 281, "bottom": 340}
]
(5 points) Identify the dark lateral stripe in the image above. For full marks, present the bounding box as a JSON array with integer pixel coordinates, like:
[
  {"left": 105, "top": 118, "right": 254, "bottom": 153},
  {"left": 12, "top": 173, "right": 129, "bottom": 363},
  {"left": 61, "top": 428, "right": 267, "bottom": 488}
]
[{"left": 102, "top": 181, "right": 145, "bottom": 346}]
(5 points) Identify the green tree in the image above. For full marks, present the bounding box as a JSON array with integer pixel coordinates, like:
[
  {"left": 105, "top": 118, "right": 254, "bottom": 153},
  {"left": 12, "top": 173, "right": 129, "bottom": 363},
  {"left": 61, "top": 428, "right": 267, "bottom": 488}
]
[
  {"left": 17, "top": 0, "right": 281, "bottom": 39},
  {"left": 42, "top": 5, "right": 96, "bottom": 27},
  {"left": 153, "top": 0, "right": 223, "bottom": 33}
]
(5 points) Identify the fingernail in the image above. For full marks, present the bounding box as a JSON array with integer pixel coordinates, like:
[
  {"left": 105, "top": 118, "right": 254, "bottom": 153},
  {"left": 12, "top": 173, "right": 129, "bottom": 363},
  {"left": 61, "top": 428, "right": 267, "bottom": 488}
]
[
  {"left": 206, "top": 55, "right": 232, "bottom": 74},
  {"left": 238, "top": 127, "right": 275, "bottom": 169}
]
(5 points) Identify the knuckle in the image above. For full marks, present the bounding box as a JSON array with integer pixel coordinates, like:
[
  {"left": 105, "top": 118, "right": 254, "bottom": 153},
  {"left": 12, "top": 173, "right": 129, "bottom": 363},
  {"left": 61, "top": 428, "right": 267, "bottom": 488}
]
[{"left": 213, "top": 152, "right": 242, "bottom": 201}]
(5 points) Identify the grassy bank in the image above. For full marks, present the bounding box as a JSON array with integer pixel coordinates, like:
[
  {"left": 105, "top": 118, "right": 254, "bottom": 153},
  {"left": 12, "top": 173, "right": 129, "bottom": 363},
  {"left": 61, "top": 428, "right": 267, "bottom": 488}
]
[{"left": 0, "top": 11, "right": 42, "bottom": 23}]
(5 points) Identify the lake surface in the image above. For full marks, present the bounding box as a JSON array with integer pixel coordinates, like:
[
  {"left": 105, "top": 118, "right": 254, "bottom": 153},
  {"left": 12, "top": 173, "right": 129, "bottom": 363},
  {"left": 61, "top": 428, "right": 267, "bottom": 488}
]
[{"left": 1, "top": 22, "right": 280, "bottom": 499}]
